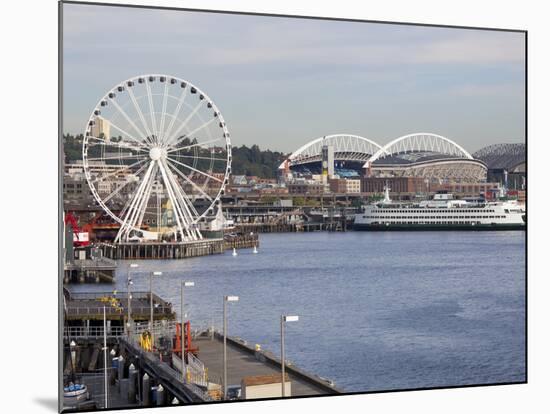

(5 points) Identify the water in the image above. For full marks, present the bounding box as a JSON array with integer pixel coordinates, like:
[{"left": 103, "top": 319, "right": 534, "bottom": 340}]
[{"left": 69, "top": 231, "right": 526, "bottom": 392}]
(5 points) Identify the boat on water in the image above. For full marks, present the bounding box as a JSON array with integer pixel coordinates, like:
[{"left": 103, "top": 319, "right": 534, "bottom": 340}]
[
  {"left": 353, "top": 186, "right": 525, "bottom": 231},
  {"left": 63, "top": 383, "right": 89, "bottom": 403}
]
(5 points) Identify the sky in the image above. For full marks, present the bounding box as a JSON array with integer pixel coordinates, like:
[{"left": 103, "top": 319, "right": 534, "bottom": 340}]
[{"left": 62, "top": 3, "right": 525, "bottom": 154}]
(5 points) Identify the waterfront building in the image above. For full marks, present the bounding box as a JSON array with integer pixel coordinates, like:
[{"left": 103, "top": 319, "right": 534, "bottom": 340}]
[
  {"left": 288, "top": 181, "right": 329, "bottom": 195},
  {"left": 329, "top": 178, "right": 361, "bottom": 194},
  {"left": 361, "top": 177, "right": 428, "bottom": 194}
]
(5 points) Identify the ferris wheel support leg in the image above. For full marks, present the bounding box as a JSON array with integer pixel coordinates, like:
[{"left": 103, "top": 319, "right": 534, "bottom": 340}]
[
  {"left": 163, "top": 158, "right": 204, "bottom": 241},
  {"left": 158, "top": 159, "right": 189, "bottom": 241},
  {"left": 123, "top": 164, "right": 156, "bottom": 240},
  {"left": 116, "top": 162, "right": 155, "bottom": 242},
  {"left": 161, "top": 165, "right": 189, "bottom": 240},
  {"left": 163, "top": 163, "right": 202, "bottom": 240},
  {"left": 133, "top": 164, "right": 158, "bottom": 234}
]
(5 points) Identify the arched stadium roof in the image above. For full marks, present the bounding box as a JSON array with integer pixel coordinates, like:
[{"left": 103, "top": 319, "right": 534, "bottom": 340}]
[
  {"left": 281, "top": 134, "right": 382, "bottom": 168},
  {"left": 368, "top": 133, "right": 474, "bottom": 164},
  {"left": 472, "top": 143, "right": 525, "bottom": 171},
  {"left": 283, "top": 132, "right": 488, "bottom": 182}
]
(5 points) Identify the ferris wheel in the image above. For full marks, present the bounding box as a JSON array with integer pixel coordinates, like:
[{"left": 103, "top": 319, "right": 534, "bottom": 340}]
[{"left": 82, "top": 74, "right": 232, "bottom": 243}]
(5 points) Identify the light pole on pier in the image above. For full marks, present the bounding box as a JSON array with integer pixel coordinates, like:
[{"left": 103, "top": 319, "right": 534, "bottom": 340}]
[
  {"left": 180, "top": 281, "right": 194, "bottom": 382},
  {"left": 223, "top": 295, "right": 239, "bottom": 400},
  {"left": 149, "top": 271, "right": 162, "bottom": 347},
  {"left": 103, "top": 306, "right": 108, "bottom": 409},
  {"left": 126, "top": 263, "right": 138, "bottom": 337},
  {"left": 280, "top": 315, "right": 299, "bottom": 397}
]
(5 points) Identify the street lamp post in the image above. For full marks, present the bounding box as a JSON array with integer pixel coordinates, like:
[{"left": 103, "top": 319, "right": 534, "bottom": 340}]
[
  {"left": 126, "top": 263, "right": 138, "bottom": 337},
  {"left": 103, "top": 306, "right": 108, "bottom": 409},
  {"left": 280, "top": 315, "right": 299, "bottom": 398},
  {"left": 180, "top": 281, "right": 194, "bottom": 382},
  {"left": 223, "top": 295, "right": 239, "bottom": 400},
  {"left": 149, "top": 271, "right": 162, "bottom": 347}
]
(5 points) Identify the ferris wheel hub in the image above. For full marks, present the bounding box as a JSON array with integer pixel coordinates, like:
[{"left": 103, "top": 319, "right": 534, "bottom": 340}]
[{"left": 149, "top": 146, "right": 165, "bottom": 161}]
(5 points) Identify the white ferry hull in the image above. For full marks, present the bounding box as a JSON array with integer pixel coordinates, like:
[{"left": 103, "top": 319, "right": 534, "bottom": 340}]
[{"left": 353, "top": 222, "right": 525, "bottom": 231}]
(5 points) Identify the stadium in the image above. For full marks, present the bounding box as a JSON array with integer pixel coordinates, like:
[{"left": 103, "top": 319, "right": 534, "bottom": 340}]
[
  {"left": 281, "top": 133, "right": 488, "bottom": 183},
  {"left": 473, "top": 143, "right": 526, "bottom": 189}
]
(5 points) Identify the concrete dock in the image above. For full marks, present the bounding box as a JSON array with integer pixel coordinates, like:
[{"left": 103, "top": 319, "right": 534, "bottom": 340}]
[{"left": 194, "top": 333, "right": 342, "bottom": 397}]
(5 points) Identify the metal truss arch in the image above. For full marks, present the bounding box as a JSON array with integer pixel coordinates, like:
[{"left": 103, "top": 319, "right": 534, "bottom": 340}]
[
  {"left": 368, "top": 133, "right": 474, "bottom": 164},
  {"left": 284, "top": 134, "right": 383, "bottom": 167}
]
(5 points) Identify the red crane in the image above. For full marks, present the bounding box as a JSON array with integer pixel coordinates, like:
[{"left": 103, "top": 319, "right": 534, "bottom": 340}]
[{"left": 64, "top": 212, "right": 90, "bottom": 247}]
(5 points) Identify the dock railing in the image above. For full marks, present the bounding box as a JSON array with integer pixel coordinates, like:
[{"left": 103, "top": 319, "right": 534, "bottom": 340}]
[
  {"left": 172, "top": 353, "right": 208, "bottom": 387},
  {"left": 119, "top": 338, "right": 213, "bottom": 402},
  {"left": 64, "top": 291, "right": 174, "bottom": 319},
  {"left": 131, "top": 321, "right": 209, "bottom": 388},
  {"left": 64, "top": 325, "right": 125, "bottom": 339}
]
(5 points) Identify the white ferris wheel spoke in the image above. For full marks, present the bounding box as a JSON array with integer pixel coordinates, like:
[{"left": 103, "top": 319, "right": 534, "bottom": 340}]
[
  {"left": 163, "top": 161, "right": 200, "bottom": 229},
  {"left": 117, "top": 188, "right": 139, "bottom": 226},
  {"left": 165, "top": 100, "right": 203, "bottom": 146},
  {"left": 90, "top": 158, "right": 146, "bottom": 184},
  {"left": 119, "top": 162, "right": 158, "bottom": 241},
  {"left": 158, "top": 160, "right": 190, "bottom": 240},
  {"left": 120, "top": 161, "right": 154, "bottom": 225},
  {"left": 116, "top": 161, "right": 155, "bottom": 241},
  {"left": 169, "top": 173, "right": 202, "bottom": 240},
  {"left": 158, "top": 81, "right": 170, "bottom": 144},
  {"left": 166, "top": 156, "right": 223, "bottom": 183},
  {"left": 86, "top": 140, "right": 148, "bottom": 155},
  {"left": 86, "top": 154, "right": 146, "bottom": 162},
  {"left": 158, "top": 160, "right": 187, "bottom": 234},
  {"left": 156, "top": 190, "right": 162, "bottom": 231},
  {"left": 166, "top": 159, "right": 214, "bottom": 202},
  {"left": 126, "top": 84, "right": 155, "bottom": 146},
  {"left": 169, "top": 153, "right": 227, "bottom": 162},
  {"left": 163, "top": 87, "right": 187, "bottom": 145},
  {"left": 145, "top": 79, "right": 158, "bottom": 144},
  {"left": 98, "top": 117, "right": 149, "bottom": 150},
  {"left": 166, "top": 136, "right": 224, "bottom": 154},
  {"left": 164, "top": 160, "right": 201, "bottom": 219},
  {"left": 103, "top": 163, "right": 149, "bottom": 204},
  {"left": 166, "top": 164, "right": 201, "bottom": 240},
  {"left": 108, "top": 96, "right": 150, "bottom": 146},
  {"left": 132, "top": 163, "right": 158, "bottom": 232},
  {"left": 184, "top": 117, "right": 217, "bottom": 139}
]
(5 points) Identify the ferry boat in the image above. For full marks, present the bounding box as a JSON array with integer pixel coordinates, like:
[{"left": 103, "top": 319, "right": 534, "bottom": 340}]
[{"left": 353, "top": 187, "right": 525, "bottom": 231}]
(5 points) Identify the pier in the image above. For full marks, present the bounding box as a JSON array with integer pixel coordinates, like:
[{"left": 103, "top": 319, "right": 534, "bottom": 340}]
[
  {"left": 194, "top": 331, "right": 343, "bottom": 397},
  {"left": 235, "top": 220, "right": 348, "bottom": 233},
  {"left": 95, "top": 234, "right": 259, "bottom": 261},
  {"left": 62, "top": 288, "right": 342, "bottom": 410},
  {"left": 64, "top": 257, "right": 117, "bottom": 283},
  {"left": 63, "top": 289, "right": 175, "bottom": 337},
  {"left": 100, "top": 239, "right": 225, "bottom": 260}
]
